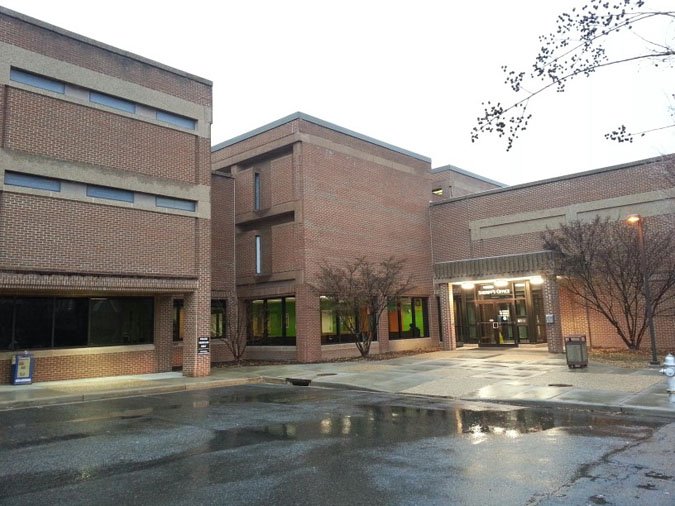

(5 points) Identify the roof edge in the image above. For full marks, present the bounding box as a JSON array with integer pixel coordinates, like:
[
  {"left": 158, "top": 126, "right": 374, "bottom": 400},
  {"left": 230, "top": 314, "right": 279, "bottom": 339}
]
[
  {"left": 432, "top": 163, "right": 506, "bottom": 187},
  {"left": 0, "top": 6, "right": 212, "bottom": 86},
  {"left": 212, "top": 112, "right": 432, "bottom": 163},
  {"left": 430, "top": 153, "right": 675, "bottom": 207}
]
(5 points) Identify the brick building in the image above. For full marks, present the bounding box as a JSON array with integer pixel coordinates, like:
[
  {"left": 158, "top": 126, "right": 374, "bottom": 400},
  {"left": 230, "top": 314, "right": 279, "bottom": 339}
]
[
  {"left": 211, "top": 113, "right": 488, "bottom": 362},
  {"left": 1, "top": 8, "right": 672, "bottom": 384},
  {"left": 0, "top": 7, "right": 222, "bottom": 382},
  {"left": 431, "top": 155, "right": 675, "bottom": 353}
]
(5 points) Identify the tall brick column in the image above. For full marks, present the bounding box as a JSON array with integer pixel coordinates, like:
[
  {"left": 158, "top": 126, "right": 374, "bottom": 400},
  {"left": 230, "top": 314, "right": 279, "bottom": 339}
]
[
  {"left": 543, "top": 276, "right": 564, "bottom": 353},
  {"left": 183, "top": 218, "right": 211, "bottom": 377},
  {"left": 183, "top": 289, "right": 211, "bottom": 376},
  {"left": 377, "top": 309, "right": 390, "bottom": 353},
  {"left": 438, "top": 283, "right": 456, "bottom": 350},
  {"left": 295, "top": 283, "right": 322, "bottom": 362},
  {"left": 154, "top": 296, "right": 173, "bottom": 372}
]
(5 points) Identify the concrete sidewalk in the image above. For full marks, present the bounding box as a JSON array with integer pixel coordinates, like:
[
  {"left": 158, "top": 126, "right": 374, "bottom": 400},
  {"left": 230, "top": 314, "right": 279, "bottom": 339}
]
[{"left": 1, "top": 346, "right": 673, "bottom": 416}]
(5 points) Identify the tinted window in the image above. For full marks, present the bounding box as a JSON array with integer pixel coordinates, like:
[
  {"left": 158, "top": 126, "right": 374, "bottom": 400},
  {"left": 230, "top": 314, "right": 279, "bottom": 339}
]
[
  {"left": 89, "top": 91, "right": 136, "bottom": 113},
  {"left": 5, "top": 172, "right": 61, "bottom": 192},
  {"left": 10, "top": 68, "right": 65, "bottom": 94},
  {"left": 87, "top": 185, "right": 134, "bottom": 203}
]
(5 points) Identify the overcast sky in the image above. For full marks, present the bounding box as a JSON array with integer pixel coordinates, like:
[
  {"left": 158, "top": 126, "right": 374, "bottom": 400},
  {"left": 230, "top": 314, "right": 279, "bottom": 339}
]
[{"left": 2, "top": 0, "right": 673, "bottom": 185}]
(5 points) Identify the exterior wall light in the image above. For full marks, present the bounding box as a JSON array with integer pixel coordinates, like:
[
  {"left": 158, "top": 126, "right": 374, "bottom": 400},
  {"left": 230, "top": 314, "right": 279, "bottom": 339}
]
[{"left": 625, "top": 213, "right": 659, "bottom": 365}]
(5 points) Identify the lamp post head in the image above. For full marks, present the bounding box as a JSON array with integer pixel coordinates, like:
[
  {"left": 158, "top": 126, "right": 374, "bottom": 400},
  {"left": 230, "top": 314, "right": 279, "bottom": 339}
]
[{"left": 626, "top": 214, "right": 641, "bottom": 225}]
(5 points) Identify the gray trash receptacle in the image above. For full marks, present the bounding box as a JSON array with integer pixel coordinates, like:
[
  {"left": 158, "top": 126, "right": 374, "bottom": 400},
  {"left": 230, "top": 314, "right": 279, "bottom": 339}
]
[{"left": 565, "top": 335, "right": 588, "bottom": 369}]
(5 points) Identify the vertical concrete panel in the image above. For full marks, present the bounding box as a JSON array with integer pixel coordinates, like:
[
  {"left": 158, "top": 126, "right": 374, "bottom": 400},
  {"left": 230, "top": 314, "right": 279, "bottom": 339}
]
[{"left": 154, "top": 296, "right": 173, "bottom": 372}]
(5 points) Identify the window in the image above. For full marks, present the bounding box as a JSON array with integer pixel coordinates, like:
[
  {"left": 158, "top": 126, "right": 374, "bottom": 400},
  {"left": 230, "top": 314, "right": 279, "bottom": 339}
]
[
  {"left": 173, "top": 299, "right": 185, "bottom": 341},
  {"left": 388, "top": 297, "right": 429, "bottom": 340},
  {"left": 4, "top": 172, "right": 61, "bottom": 192},
  {"left": 247, "top": 297, "right": 296, "bottom": 346},
  {"left": 0, "top": 297, "right": 153, "bottom": 350},
  {"left": 254, "top": 172, "right": 261, "bottom": 210},
  {"left": 10, "top": 68, "right": 65, "bottom": 94},
  {"left": 89, "top": 298, "right": 153, "bottom": 346},
  {"left": 87, "top": 185, "right": 134, "bottom": 203},
  {"left": 211, "top": 300, "right": 226, "bottom": 338},
  {"left": 9, "top": 68, "right": 198, "bottom": 131},
  {"left": 255, "top": 235, "right": 262, "bottom": 274},
  {"left": 320, "top": 297, "right": 377, "bottom": 345},
  {"left": 156, "top": 110, "right": 196, "bottom": 130},
  {"left": 156, "top": 196, "right": 196, "bottom": 212},
  {"left": 89, "top": 91, "right": 136, "bottom": 113},
  {"left": 432, "top": 187, "right": 443, "bottom": 196}
]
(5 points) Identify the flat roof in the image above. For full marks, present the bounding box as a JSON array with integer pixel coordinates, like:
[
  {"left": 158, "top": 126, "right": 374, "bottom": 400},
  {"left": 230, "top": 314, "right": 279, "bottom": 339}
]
[
  {"left": 432, "top": 163, "right": 506, "bottom": 187},
  {"left": 211, "top": 112, "right": 432, "bottom": 163},
  {"left": 430, "top": 153, "right": 675, "bottom": 206},
  {"left": 0, "top": 6, "right": 212, "bottom": 86}
]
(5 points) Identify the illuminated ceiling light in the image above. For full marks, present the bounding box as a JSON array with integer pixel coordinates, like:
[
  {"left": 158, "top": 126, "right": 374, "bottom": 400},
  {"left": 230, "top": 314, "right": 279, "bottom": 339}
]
[
  {"left": 514, "top": 283, "right": 526, "bottom": 287},
  {"left": 460, "top": 282, "right": 475, "bottom": 290},
  {"left": 494, "top": 279, "right": 509, "bottom": 287},
  {"left": 530, "top": 276, "right": 544, "bottom": 285}
]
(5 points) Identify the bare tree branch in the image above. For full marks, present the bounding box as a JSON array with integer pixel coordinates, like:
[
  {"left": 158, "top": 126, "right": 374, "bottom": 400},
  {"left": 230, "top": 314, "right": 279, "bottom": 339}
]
[
  {"left": 543, "top": 216, "right": 675, "bottom": 350},
  {"left": 472, "top": 0, "right": 675, "bottom": 151}
]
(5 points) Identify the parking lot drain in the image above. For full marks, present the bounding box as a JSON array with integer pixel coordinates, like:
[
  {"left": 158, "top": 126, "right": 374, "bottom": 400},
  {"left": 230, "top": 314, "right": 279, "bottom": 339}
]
[{"left": 287, "top": 378, "right": 312, "bottom": 386}]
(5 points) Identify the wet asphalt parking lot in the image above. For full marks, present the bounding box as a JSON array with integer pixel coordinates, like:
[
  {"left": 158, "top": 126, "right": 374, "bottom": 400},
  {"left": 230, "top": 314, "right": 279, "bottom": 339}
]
[{"left": 0, "top": 384, "right": 673, "bottom": 505}]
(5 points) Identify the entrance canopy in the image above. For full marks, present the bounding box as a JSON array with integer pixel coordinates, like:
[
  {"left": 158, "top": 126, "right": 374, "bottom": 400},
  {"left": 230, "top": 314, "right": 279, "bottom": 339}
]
[{"left": 434, "top": 250, "right": 554, "bottom": 282}]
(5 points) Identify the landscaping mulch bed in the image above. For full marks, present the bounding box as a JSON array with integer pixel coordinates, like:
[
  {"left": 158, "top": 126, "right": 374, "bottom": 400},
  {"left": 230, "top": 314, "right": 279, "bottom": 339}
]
[{"left": 588, "top": 348, "right": 661, "bottom": 369}]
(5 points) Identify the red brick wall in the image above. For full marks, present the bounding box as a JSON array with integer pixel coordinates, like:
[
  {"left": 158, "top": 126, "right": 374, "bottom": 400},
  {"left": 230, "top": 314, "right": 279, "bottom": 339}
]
[
  {"left": 1, "top": 349, "right": 158, "bottom": 383},
  {"left": 301, "top": 142, "right": 433, "bottom": 294},
  {"left": 0, "top": 193, "right": 197, "bottom": 277},
  {"left": 430, "top": 169, "right": 501, "bottom": 200},
  {"left": 5, "top": 89, "right": 197, "bottom": 183},
  {"left": 271, "top": 154, "right": 294, "bottom": 207},
  {"left": 0, "top": 12, "right": 211, "bottom": 106},
  {"left": 211, "top": 175, "right": 236, "bottom": 295},
  {"left": 431, "top": 156, "right": 675, "bottom": 264}
]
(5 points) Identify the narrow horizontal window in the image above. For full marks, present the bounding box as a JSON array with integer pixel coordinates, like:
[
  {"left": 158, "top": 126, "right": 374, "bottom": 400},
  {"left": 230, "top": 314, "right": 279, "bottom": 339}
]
[
  {"left": 86, "top": 185, "right": 134, "bottom": 203},
  {"left": 156, "top": 110, "right": 196, "bottom": 130},
  {"left": 10, "top": 68, "right": 65, "bottom": 94},
  {"left": 4, "top": 171, "right": 61, "bottom": 192},
  {"left": 155, "top": 196, "right": 196, "bottom": 212},
  {"left": 89, "top": 91, "right": 136, "bottom": 113}
]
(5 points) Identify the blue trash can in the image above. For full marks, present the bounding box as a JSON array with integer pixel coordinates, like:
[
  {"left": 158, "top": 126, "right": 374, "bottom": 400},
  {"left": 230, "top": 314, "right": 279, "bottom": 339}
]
[{"left": 11, "top": 351, "right": 35, "bottom": 385}]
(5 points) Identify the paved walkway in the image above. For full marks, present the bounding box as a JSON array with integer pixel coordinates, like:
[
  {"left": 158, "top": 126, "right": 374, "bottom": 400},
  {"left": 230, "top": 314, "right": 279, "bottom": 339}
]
[{"left": 1, "top": 346, "right": 673, "bottom": 416}]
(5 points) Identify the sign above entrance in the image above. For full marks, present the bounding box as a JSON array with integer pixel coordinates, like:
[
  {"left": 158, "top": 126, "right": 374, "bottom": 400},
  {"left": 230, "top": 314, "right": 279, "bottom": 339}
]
[{"left": 478, "top": 288, "right": 511, "bottom": 297}]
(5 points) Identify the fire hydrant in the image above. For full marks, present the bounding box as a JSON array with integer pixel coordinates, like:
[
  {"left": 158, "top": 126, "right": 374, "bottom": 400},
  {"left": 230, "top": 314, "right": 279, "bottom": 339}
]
[{"left": 659, "top": 353, "right": 675, "bottom": 402}]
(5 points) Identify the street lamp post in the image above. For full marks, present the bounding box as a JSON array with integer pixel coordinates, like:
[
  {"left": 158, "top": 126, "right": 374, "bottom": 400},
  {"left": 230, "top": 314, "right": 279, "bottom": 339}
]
[{"left": 626, "top": 214, "right": 659, "bottom": 365}]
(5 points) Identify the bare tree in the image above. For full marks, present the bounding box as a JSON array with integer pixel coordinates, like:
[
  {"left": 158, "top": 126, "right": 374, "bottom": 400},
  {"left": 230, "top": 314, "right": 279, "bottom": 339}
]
[
  {"left": 472, "top": 0, "right": 675, "bottom": 151},
  {"left": 542, "top": 216, "right": 675, "bottom": 350},
  {"left": 217, "top": 298, "right": 249, "bottom": 364},
  {"left": 313, "top": 257, "right": 413, "bottom": 358}
]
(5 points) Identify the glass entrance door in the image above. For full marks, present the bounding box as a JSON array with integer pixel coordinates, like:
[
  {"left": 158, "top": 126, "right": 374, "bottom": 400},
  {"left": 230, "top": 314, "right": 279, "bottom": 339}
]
[{"left": 476, "top": 302, "right": 518, "bottom": 347}]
